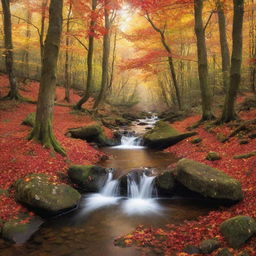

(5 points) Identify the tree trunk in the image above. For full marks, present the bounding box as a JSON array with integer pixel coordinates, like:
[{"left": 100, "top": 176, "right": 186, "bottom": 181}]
[
  {"left": 29, "top": 0, "right": 65, "bottom": 155},
  {"left": 221, "top": 0, "right": 244, "bottom": 122},
  {"left": 64, "top": 1, "right": 72, "bottom": 102},
  {"left": 146, "top": 13, "right": 181, "bottom": 110},
  {"left": 93, "top": 1, "right": 110, "bottom": 110},
  {"left": 1, "top": 0, "right": 19, "bottom": 99},
  {"left": 40, "top": 0, "right": 49, "bottom": 66},
  {"left": 194, "top": 0, "right": 215, "bottom": 120},
  {"left": 217, "top": 0, "right": 230, "bottom": 91},
  {"left": 75, "top": 0, "right": 97, "bottom": 109}
]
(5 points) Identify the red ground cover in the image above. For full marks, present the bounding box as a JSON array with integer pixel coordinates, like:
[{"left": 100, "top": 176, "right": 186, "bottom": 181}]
[
  {"left": 117, "top": 110, "right": 256, "bottom": 255},
  {"left": 0, "top": 75, "right": 109, "bottom": 221}
]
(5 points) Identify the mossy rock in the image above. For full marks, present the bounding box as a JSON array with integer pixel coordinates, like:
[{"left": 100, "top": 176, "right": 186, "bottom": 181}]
[
  {"left": 220, "top": 216, "right": 256, "bottom": 248},
  {"left": 175, "top": 159, "right": 243, "bottom": 201},
  {"left": 183, "top": 244, "right": 201, "bottom": 254},
  {"left": 67, "top": 123, "right": 115, "bottom": 146},
  {"left": 206, "top": 151, "right": 221, "bottom": 161},
  {"left": 191, "top": 137, "right": 202, "bottom": 144},
  {"left": 143, "top": 121, "right": 197, "bottom": 149},
  {"left": 216, "top": 248, "right": 233, "bottom": 256},
  {"left": 233, "top": 151, "right": 256, "bottom": 159},
  {"left": 199, "top": 238, "right": 220, "bottom": 254},
  {"left": 68, "top": 165, "right": 111, "bottom": 192},
  {"left": 14, "top": 174, "right": 81, "bottom": 214},
  {"left": 2, "top": 215, "right": 43, "bottom": 243},
  {"left": 21, "top": 112, "right": 35, "bottom": 127},
  {"left": 155, "top": 171, "right": 176, "bottom": 196}
]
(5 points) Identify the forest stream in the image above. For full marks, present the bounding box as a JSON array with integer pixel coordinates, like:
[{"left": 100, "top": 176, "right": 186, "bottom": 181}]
[{"left": 0, "top": 115, "right": 218, "bottom": 256}]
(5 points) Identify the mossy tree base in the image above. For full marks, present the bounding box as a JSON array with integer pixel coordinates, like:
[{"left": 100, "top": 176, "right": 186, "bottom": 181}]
[{"left": 29, "top": 120, "right": 66, "bottom": 156}]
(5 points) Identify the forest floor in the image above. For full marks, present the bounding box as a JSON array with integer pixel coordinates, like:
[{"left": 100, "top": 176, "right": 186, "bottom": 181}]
[{"left": 0, "top": 74, "right": 256, "bottom": 255}]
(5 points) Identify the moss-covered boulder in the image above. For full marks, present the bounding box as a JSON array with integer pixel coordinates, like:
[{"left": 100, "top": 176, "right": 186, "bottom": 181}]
[
  {"left": 191, "top": 137, "right": 202, "bottom": 144},
  {"left": 175, "top": 159, "right": 243, "bottom": 201},
  {"left": 155, "top": 171, "right": 176, "bottom": 196},
  {"left": 14, "top": 174, "right": 81, "bottom": 214},
  {"left": 2, "top": 215, "right": 43, "bottom": 243},
  {"left": 143, "top": 121, "right": 197, "bottom": 149},
  {"left": 220, "top": 216, "right": 256, "bottom": 248},
  {"left": 66, "top": 123, "right": 115, "bottom": 147},
  {"left": 206, "top": 151, "right": 221, "bottom": 161},
  {"left": 21, "top": 112, "right": 35, "bottom": 127},
  {"left": 216, "top": 248, "right": 233, "bottom": 256},
  {"left": 199, "top": 238, "right": 220, "bottom": 254},
  {"left": 68, "top": 165, "right": 111, "bottom": 192}
]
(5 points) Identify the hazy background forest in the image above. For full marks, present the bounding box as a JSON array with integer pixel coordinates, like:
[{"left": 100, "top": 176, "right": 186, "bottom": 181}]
[{"left": 0, "top": 0, "right": 255, "bottom": 112}]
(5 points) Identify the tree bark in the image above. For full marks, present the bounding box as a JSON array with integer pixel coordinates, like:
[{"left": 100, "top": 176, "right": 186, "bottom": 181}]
[
  {"left": 29, "top": 0, "right": 65, "bottom": 155},
  {"left": 194, "top": 0, "right": 215, "bottom": 120},
  {"left": 64, "top": 1, "right": 72, "bottom": 102},
  {"left": 221, "top": 0, "right": 244, "bottom": 122},
  {"left": 217, "top": 0, "right": 230, "bottom": 91},
  {"left": 93, "top": 0, "right": 110, "bottom": 110},
  {"left": 75, "top": 0, "right": 97, "bottom": 109},
  {"left": 40, "top": 0, "right": 49, "bottom": 66},
  {"left": 1, "top": 0, "right": 19, "bottom": 99},
  {"left": 146, "top": 13, "right": 181, "bottom": 110}
]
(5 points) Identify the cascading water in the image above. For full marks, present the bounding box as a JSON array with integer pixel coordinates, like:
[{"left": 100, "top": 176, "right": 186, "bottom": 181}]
[
  {"left": 122, "top": 172, "right": 162, "bottom": 215},
  {"left": 82, "top": 172, "right": 120, "bottom": 213},
  {"left": 113, "top": 134, "right": 144, "bottom": 149}
]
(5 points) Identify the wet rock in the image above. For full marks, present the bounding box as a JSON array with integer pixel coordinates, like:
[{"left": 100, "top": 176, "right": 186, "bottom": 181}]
[
  {"left": 143, "top": 121, "right": 197, "bottom": 149},
  {"left": 206, "top": 151, "right": 221, "bottom": 161},
  {"left": 199, "top": 238, "right": 220, "bottom": 254},
  {"left": 2, "top": 215, "right": 44, "bottom": 243},
  {"left": 68, "top": 165, "right": 112, "bottom": 192},
  {"left": 216, "top": 248, "right": 233, "bottom": 256},
  {"left": 220, "top": 215, "right": 256, "bottom": 248},
  {"left": 138, "top": 122, "right": 148, "bottom": 126},
  {"left": 175, "top": 158, "right": 243, "bottom": 201},
  {"left": 155, "top": 171, "right": 175, "bottom": 196},
  {"left": 66, "top": 123, "right": 115, "bottom": 147},
  {"left": 191, "top": 137, "right": 202, "bottom": 144},
  {"left": 183, "top": 244, "right": 201, "bottom": 254},
  {"left": 14, "top": 174, "right": 81, "bottom": 214},
  {"left": 21, "top": 112, "right": 35, "bottom": 127}
]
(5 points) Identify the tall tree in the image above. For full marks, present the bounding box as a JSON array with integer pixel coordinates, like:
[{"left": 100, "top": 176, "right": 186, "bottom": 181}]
[
  {"left": 194, "top": 0, "right": 215, "bottom": 120},
  {"left": 74, "top": 0, "right": 97, "bottom": 110},
  {"left": 1, "top": 0, "right": 19, "bottom": 99},
  {"left": 64, "top": 0, "right": 72, "bottom": 102},
  {"left": 220, "top": 0, "right": 244, "bottom": 122},
  {"left": 216, "top": 0, "right": 230, "bottom": 91},
  {"left": 145, "top": 12, "right": 182, "bottom": 110},
  {"left": 40, "top": 0, "right": 49, "bottom": 65},
  {"left": 29, "top": 0, "right": 65, "bottom": 155},
  {"left": 93, "top": 0, "right": 111, "bottom": 110}
]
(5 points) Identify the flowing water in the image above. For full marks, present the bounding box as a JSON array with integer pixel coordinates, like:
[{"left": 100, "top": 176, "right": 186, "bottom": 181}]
[{"left": 0, "top": 114, "right": 218, "bottom": 256}]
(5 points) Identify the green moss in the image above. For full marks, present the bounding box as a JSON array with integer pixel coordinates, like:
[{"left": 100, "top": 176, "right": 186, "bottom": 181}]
[
  {"left": 22, "top": 112, "right": 35, "bottom": 127},
  {"left": 220, "top": 216, "right": 256, "bottom": 248}
]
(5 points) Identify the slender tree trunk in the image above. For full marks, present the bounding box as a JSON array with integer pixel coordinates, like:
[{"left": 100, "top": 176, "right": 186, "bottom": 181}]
[
  {"left": 40, "top": 0, "right": 49, "bottom": 66},
  {"left": 217, "top": 0, "right": 230, "bottom": 91},
  {"left": 146, "top": 13, "right": 181, "bottom": 110},
  {"left": 29, "top": 0, "right": 65, "bottom": 155},
  {"left": 64, "top": 1, "right": 72, "bottom": 102},
  {"left": 194, "top": 0, "right": 215, "bottom": 120},
  {"left": 93, "top": 1, "right": 110, "bottom": 110},
  {"left": 75, "top": 0, "right": 97, "bottom": 109},
  {"left": 221, "top": 0, "right": 244, "bottom": 122},
  {"left": 1, "top": 0, "right": 19, "bottom": 99}
]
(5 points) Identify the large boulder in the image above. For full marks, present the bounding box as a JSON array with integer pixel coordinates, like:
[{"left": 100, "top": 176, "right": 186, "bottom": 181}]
[
  {"left": 68, "top": 165, "right": 111, "bottom": 192},
  {"left": 143, "top": 121, "right": 197, "bottom": 149},
  {"left": 66, "top": 123, "right": 115, "bottom": 147},
  {"left": 175, "top": 159, "right": 243, "bottom": 201},
  {"left": 14, "top": 174, "right": 81, "bottom": 214},
  {"left": 155, "top": 171, "right": 176, "bottom": 196},
  {"left": 2, "top": 214, "right": 44, "bottom": 243},
  {"left": 220, "top": 216, "right": 256, "bottom": 248}
]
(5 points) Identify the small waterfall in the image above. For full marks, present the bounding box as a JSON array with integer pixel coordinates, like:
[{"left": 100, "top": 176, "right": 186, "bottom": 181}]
[
  {"left": 128, "top": 173, "right": 156, "bottom": 199},
  {"left": 101, "top": 172, "right": 119, "bottom": 197},
  {"left": 113, "top": 134, "right": 144, "bottom": 149}
]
